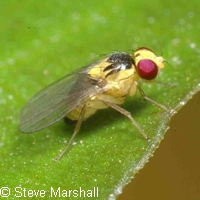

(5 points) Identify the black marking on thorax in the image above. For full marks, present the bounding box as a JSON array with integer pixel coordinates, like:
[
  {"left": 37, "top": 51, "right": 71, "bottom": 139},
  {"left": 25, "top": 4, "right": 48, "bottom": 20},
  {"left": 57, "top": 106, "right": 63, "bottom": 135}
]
[{"left": 103, "top": 53, "right": 134, "bottom": 78}]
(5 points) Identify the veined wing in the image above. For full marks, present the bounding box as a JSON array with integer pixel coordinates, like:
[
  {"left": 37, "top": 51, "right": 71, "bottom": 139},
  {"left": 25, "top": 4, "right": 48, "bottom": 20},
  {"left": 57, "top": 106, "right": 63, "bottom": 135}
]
[{"left": 19, "top": 61, "right": 106, "bottom": 133}]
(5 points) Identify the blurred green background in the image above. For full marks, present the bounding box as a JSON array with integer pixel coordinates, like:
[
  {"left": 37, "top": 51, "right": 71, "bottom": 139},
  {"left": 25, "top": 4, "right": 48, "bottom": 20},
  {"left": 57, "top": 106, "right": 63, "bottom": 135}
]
[{"left": 1, "top": 0, "right": 200, "bottom": 199}]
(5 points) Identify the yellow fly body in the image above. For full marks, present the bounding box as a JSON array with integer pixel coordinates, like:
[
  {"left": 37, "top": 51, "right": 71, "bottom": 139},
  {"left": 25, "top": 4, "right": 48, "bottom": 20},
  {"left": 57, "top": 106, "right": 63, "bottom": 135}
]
[{"left": 19, "top": 47, "right": 169, "bottom": 160}]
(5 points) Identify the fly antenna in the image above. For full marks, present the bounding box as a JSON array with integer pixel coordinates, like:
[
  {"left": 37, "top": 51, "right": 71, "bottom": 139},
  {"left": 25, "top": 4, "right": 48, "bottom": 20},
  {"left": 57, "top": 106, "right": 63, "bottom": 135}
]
[
  {"left": 161, "top": 39, "right": 167, "bottom": 56},
  {"left": 163, "top": 60, "right": 171, "bottom": 67}
]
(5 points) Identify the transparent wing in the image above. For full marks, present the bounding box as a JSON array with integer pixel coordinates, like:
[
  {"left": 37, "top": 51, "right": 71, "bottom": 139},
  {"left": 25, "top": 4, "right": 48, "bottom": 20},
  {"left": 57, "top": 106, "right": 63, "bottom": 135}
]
[{"left": 19, "top": 61, "right": 105, "bottom": 133}]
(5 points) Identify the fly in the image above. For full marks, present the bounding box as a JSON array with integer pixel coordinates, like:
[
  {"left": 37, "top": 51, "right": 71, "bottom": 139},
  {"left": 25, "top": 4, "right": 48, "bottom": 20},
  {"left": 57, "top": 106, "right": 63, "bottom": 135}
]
[{"left": 18, "top": 47, "right": 170, "bottom": 160}]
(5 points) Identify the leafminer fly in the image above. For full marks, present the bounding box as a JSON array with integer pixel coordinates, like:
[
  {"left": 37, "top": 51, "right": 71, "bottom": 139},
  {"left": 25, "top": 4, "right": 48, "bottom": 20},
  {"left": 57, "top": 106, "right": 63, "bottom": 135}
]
[{"left": 19, "top": 47, "right": 170, "bottom": 160}]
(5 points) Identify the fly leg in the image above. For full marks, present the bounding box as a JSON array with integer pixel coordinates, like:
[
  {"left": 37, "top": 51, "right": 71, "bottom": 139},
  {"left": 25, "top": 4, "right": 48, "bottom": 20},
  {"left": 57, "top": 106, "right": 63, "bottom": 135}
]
[
  {"left": 102, "top": 100, "right": 149, "bottom": 140},
  {"left": 55, "top": 105, "right": 86, "bottom": 161},
  {"left": 135, "top": 81, "right": 172, "bottom": 114}
]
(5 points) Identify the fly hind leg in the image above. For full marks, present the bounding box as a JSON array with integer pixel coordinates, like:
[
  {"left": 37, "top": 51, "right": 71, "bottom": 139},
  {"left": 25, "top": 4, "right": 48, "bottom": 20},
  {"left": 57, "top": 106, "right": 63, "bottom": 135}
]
[{"left": 55, "top": 105, "right": 86, "bottom": 161}]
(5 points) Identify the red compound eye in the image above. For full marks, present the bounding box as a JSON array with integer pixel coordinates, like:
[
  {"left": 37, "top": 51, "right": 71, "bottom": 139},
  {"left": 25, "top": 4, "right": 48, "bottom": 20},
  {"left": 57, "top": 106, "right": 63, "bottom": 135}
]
[{"left": 137, "top": 59, "right": 158, "bottom": 80}]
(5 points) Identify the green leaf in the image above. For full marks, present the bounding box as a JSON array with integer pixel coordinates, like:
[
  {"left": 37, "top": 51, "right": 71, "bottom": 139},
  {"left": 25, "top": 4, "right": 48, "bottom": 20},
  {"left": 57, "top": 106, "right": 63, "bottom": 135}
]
[{"left": 0, "top": 0, "right": 199, "bottom": 199}]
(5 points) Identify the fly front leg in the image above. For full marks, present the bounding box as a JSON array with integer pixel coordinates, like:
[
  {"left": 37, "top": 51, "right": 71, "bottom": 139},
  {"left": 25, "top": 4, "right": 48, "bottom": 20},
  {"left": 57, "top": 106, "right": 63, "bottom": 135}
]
[
  {"left": 101, "top": 100, "right": 149, "bottom": 140},
  {"left": 134, "top": 81, "right": 172, "bottom": 114},
  {"left": 55, "top": 105, "right": 87, "bottom": 161}
]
